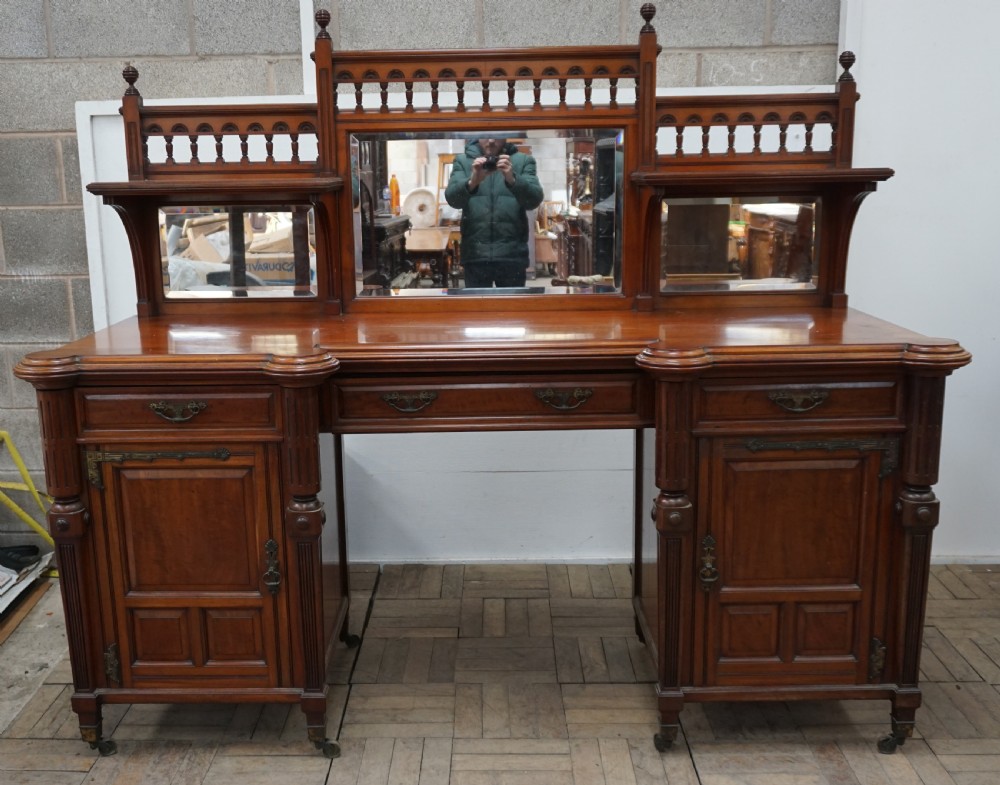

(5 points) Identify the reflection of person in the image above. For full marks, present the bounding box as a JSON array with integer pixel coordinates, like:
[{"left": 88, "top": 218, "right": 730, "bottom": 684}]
[{"left": 445, "top": 137, "right": 544, "bottom": 287}]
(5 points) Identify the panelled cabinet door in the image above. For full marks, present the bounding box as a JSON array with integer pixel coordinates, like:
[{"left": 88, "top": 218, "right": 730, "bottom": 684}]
[
  {"left": 695, "top": 435, "right": 896, "bottom": 688},
  {"left": 88, "top": 444, "right": 285, "bottom": 690}
]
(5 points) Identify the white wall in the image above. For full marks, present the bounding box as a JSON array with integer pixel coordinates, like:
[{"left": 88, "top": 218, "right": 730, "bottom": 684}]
[
  {"left": 336, "top": 431, "right": 635, "bottom": 563},
  {"left": 844, "top": 0, "right": 999, "bottom": 560},
  {"left": 80, "top": 1, "right": 998, "bottom": 563}
]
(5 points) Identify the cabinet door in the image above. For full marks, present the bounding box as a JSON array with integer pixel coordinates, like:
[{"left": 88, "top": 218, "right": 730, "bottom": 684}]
[
  {"left": 91, "top": 444, "right": 283, "bottom": 689},
  {"left": 697, "top": 436, "right": 894, "bottom": 687}
]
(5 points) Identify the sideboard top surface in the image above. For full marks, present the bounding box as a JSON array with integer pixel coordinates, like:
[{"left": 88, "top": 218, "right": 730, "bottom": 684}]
[{"left": 15, "top": 308, "right": 970, "bottom": 384}]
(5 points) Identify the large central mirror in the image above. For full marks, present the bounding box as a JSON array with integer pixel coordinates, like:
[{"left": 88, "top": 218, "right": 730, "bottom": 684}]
[{"left": 350, "top": 129, "right": 624, "bottom": 297}]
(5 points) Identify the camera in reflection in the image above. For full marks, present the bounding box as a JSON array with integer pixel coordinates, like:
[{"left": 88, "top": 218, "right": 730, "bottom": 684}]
[{"left": 482, "top": 155, "right": 499, "bottom": 171}]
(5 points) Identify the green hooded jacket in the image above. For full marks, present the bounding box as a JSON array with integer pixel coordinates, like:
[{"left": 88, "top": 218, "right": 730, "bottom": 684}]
[{"left": 444, "top": 140, "right": 544, "bottom": 265}]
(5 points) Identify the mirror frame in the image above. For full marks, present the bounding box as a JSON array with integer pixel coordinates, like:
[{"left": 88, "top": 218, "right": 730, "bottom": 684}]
[{"left": 333, "top": 116, "right": 644, "bottom": 314}]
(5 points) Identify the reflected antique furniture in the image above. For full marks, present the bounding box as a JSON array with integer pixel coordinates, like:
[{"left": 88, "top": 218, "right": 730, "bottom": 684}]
[
  {"left": 662, "top": 203, "right": 731, "bottom": 275},
  {"left": 361, "top": 214, "right": 410, "bottom": 290},
  {"left": 435, "top": 153, "right": 457, "bottom": 225},
  {"left": 404, "top": 227, "right": 454, "bottom": 287},
  {"left": 553, "top": 213, "right": 594, "bottom": 278},
  {"left": 593, "top": 136, "right": 621, "bottom": 278},
  {"left": 15, "top": 4, "right": 969, "bottom": 762},
  {"left": 744, "top": 202, "right": 815, "bottom": 280}
]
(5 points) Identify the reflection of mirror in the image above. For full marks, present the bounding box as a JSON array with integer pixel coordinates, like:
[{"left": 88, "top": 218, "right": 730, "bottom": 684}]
[
  {"left": 159, "top": 206, "right": 317, "bottom": 299},
  {"left": 351, "top": 129, "right": 624, "bottom": 297},
  {"left": 660, "top": 197, "right": 818, "bottom": 293}
]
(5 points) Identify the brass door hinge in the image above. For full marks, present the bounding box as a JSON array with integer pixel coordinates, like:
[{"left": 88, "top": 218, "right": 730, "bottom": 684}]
[
  {"left": 745, "top": 437, "right": 899, "bottom": 478},
  {"left": 104, "top": 642, "right": 121, "bottom": 685},
  {"left": 85, "top": 448, "right": 231, "bottom": 488},
  {"left": 869, "top": 636, "right": 887, "bottom": 681}
]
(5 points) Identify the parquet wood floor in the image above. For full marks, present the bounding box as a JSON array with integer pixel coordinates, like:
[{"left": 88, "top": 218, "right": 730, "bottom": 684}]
[{"left": 2, "top": 563, "right": 1000, "bottom": 784}]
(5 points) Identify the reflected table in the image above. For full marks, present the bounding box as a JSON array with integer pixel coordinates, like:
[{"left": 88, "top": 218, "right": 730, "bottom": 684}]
[{"left": 406, "top": 227, "right": 457, "bottom": 287}]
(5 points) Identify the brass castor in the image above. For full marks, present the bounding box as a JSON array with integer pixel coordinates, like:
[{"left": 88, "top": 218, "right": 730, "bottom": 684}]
[
  {"left": 653, "top": 732, "right": 672, "bottom": 752},
  {"left": 89, "top": 739, "right": 118, "bottom": 756},
  {"left": 876, "top": 731, "right": 906, "bottom": 754},
  {"left": 315, "top": 739, "right": 341, "bottom": 759},
  {"left": 340, "top": 631, "right": 362, "bottom": 648}
]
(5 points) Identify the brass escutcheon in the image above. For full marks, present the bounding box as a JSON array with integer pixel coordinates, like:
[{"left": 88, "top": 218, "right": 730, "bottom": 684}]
[
  {"left": 698, "top": 534, "right": 720, "bottom": 591},
  {"left": 262, "top": 539, "right": 281, "bottom": 595}
]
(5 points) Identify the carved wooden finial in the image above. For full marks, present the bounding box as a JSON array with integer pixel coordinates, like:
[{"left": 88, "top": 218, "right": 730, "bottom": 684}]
[
  {"left": 315, "top": 9, "right": 331, "bottom": 39},
  {"left": 122, "top": 64, "right": 140, "bottom": 96},
  {"left": 838, "top": 51, "right": 856, "bottom": 82},
  {"left": 640, "top": 3, "right": 657, "bottom": 33}
]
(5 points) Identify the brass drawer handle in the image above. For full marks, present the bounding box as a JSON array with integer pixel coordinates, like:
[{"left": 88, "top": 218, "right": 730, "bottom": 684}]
[
  {"left": 149, "top": 400, "right": 208, "bottom": 423},
  {"left": 768, "top": 389, "right": 829, "bottom": 413},
  {"left": 381, "top": 390, "right": 438, "bottom": 413},
  {"left": 262, "top": 539, "right": 281, "bottom": 596},
  {"left": 535, "top": 387, "right": 593, "bottom": 411},
  {"left": 698, "top": 534, "right": 719, "bottom": 591}
]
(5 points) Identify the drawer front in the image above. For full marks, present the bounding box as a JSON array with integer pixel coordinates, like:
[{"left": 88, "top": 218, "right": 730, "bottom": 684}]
[
  {"left": 698, "top": 380, "right": 899, "bottom": 424},
  {"left": 79, "top": 388, "right": 278, "bottom": 432},
  {"left": 334, "top": 375, "right": 646, "bottom": 429}
]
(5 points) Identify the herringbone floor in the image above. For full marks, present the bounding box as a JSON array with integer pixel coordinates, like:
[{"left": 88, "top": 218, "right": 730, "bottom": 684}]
[{"left": 2, "top": 563, "right": 1000, "bottom": 784}]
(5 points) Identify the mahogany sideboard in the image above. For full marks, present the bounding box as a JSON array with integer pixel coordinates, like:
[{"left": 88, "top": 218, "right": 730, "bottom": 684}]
[{"left": 15, "top": 5, "right": 970, "bottom": 760}]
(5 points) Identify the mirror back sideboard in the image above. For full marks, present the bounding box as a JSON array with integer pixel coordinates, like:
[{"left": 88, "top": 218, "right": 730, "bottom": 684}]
[{"left": 15, "top": 3, "right": 970, "bottom": 760}]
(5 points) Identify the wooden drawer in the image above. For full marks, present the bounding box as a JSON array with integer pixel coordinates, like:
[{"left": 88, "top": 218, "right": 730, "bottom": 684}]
[
  {"left": 333, "top": 374, "right": 648, "bottom": 430},
  {"left": 697, "top": 380, "right": 900, "bottom": 425},
  {"left": 78, "top": 388, "right": 278, "bottom": 433}
]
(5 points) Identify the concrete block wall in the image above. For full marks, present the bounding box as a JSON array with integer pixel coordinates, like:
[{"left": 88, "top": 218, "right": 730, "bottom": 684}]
[{"left": 0, "top": 0, "right": 840, "bottom": 537}]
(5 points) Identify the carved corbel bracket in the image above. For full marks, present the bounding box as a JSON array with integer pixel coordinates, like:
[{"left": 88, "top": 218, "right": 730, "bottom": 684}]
[{"left": 103, "top": 199, "right": 153, "bottom": 310}]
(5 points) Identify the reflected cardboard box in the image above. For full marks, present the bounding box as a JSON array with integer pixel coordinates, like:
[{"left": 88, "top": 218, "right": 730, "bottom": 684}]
[{"left": 245, "top": 252, "right": 299, "bottom": 284}]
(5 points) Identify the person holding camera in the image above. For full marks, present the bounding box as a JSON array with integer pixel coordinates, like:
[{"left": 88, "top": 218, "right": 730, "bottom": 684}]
[{"left": 445, "top": 136, "right": 544, "bottom": 288}]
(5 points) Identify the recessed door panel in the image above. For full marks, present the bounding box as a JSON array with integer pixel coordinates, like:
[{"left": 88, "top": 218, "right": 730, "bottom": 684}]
[
  {"left": 720, "top": 604, "right": 780, "bottom": 660},
  {"left": 700, "top": 437, "right": 890, "bottom": 687},
  {"left": 795, "top": 603, "right": 856, "bottom": 659},
  {"left": 723, "top": 458, "right": 863, "bottom": 586},
  {"left": 131, "top": 608, "right": 192, "bottom": 663},
  {"left": 118, "top": 467, "right": 257, "bottom": 592},
  {"left": 204, "top": 609, "right": 266, "bottom": 663}
]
